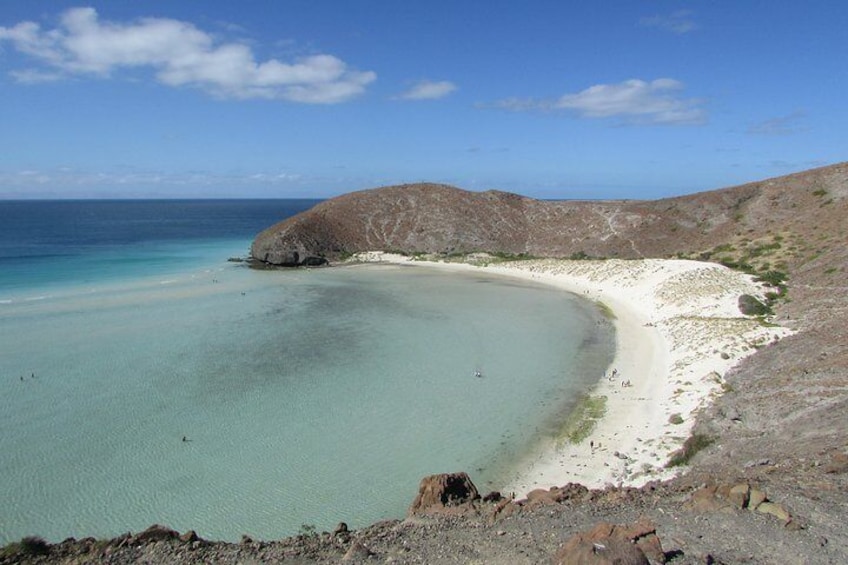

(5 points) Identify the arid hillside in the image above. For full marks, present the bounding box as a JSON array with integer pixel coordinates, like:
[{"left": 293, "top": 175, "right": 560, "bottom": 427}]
[{"left": 252, "top": 163, "right": 848, "bottom": 294}]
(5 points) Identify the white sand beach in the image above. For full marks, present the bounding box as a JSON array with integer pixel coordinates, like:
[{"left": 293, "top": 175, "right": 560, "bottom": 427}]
[{"left": 354, "top": 253, "right": 793, "bottom": 496}]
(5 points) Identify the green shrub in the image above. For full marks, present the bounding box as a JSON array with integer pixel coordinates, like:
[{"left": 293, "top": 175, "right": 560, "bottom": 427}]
[
  {"left": 560, "top": 395, "right": 608, "bottom": 444},
  {"left": 667, "top": 434, "right": 714, "bottom": 467},
  {"left": 738, "top": 294, "right": 773, "bottom": 316},
  {"left": 2, "top": 536, "right": 50, "bottom": 558}
]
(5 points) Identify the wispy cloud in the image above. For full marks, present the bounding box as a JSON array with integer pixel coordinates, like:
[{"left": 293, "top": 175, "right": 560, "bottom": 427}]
[
  {"left": 493, "top": 78, "right": 706, "bottom": 126},
  {"left": 0, "top": 7, "right": 376, "bottom": 103},
  {"left": 398, "top": 80, "right": 457, "bottom": 100},
  {"left": 640, "top": 10, "right": 697, "bottom": 34},
  {"left": 747, "top": 111, "right": 807, "bottom": 136}
]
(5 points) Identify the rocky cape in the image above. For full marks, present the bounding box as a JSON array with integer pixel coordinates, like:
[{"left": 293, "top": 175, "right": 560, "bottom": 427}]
[{"left": 6, "top": 163, "right": 848, "bottom": 563}]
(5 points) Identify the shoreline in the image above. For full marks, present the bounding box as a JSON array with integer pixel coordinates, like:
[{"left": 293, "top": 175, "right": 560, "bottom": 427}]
[{"left": 354, "top": 253, "right": 793, "bottom": 496}]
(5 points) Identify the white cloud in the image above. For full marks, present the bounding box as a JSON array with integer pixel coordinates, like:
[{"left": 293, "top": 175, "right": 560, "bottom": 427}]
[
  {"left": 493, "top": 79, "right": 706, "bottom": 126},
  {"left": 555, "top": 79, "right": 706, "bottom": 124},
  {"left": 640, "top": 10, "right": 697, "bottom": 34},
  {"left": 398, "top": 80, "right": 457, "bottom": 100},
  {"left": 0, "top": 7, "right": 375, "bottom": 103}
]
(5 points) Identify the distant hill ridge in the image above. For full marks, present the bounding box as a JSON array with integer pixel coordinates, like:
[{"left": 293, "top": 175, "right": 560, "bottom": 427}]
[{"left": 251, "top": 163, "right": 848, "bottom": 286}]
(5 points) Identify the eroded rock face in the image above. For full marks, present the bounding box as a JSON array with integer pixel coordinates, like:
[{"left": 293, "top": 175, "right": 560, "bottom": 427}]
[{"left": 408, "top": 472, "right": 480, "bottom": 516}]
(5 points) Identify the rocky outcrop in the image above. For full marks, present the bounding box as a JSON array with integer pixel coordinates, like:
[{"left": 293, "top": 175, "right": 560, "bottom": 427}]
[
  {"left": 407, "top": 472, "right": 481, "bottom": 516},
  {"left": 684, "top": 482, "right": 794, "bottom": 526},
  {"left": 553, "top": 519, "right": 665, "bottom": 565}
]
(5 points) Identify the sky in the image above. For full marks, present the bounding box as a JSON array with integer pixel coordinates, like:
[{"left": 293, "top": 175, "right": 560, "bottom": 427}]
[{"left": 0, "top": 1, "right": 846, "bottom": 200}]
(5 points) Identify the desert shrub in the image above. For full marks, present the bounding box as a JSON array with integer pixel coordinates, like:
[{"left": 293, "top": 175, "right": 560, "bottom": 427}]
[
  {"left": 668, "top": 413, "right": 684, "bottom": 425},
  {"left": 667, "top": 434, "right": 714, "bottom": 467},
  {"left": 755, "top": 270, "right": 787, "bottom": 287},
  {"left": 738, "top": 294, "right": 773, "bottom": 316},
  {"left": 2, "top": 536, "right": 50, "bottom": 557}
]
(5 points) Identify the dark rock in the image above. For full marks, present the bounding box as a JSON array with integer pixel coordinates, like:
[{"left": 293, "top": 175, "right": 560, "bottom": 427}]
[
  {"left": 130, "top": 524, "right": 179, "bottom": 544},
  {"left": 482, "top": 491, "right": 502, "bottom": 502},
  {"left": 300, "top": 255, "right": 328, "bottom": 266},
  {"left": 179, "top": 530, "right": 200, "bottom": 543}
]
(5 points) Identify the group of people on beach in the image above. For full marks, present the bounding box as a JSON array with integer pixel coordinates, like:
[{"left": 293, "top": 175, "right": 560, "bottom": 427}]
[{"left": 607, "top": 368, "right": 633, "bottom": 388}]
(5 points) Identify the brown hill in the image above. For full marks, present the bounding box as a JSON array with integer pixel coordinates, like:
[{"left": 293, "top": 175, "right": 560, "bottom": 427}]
[{"left": 251, "top": 163, "right": 848, "bottom": 284}]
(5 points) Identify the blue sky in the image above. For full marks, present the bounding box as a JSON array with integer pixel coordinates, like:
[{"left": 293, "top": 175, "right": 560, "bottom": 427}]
[{"left": 1, "top": 2, "right": 846, "bottom": 199}]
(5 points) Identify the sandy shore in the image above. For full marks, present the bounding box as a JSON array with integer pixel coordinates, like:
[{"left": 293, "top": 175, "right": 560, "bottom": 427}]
[{"left": 354, "top": 252, "right": 793, "bottom": 496}]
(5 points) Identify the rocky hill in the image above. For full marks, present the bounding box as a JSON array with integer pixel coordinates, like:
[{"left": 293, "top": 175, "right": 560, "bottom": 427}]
[
  {"left": 6, "top": 163, "right": 847, "bottom": 563},
  {"left": 251, "top": 163, "right": 848, "bottom": 276}
]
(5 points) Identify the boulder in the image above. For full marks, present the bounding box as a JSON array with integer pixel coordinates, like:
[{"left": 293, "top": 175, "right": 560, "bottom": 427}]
[
  {"left": 554, "top": 536, "right": 648, "bottom": 565},
  {"left": 748, "top": 488, "right": 768, "bottom": 510},
  {"left": 756, "top": 502, "right": 791, "bottom": 523},
  {"left": 408, "top": 472, "right": 480, "bottom": 516},
  {"left": 130, "top": 524, "right": 179, "bottom": 544},
  {"left": 179, "top": 530, "right": 200, "bottom": 543},
  {"left": 554, "top": 519, "right": 665, "bottom": 565},
  {"left": 728, "top": 483, "right": 750, "bottom": 509}
]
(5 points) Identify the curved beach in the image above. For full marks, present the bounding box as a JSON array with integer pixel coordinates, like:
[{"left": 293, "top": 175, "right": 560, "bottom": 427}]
[{"left": 356, "top": 253, "right": 792, "bottom": 495}]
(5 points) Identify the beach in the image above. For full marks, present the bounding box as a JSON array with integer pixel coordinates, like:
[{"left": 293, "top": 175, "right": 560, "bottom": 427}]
[{"left": 356, "top": 253, "right": 793, "bottom": 495}]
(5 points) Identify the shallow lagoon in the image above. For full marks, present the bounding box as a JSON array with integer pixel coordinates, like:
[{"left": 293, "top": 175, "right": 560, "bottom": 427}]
[
  {"left": 0, "top": 198, "right": 614, "bottom": 542},
  {"left": 1, "top": 255, "right": 614, "bottom": 542}
]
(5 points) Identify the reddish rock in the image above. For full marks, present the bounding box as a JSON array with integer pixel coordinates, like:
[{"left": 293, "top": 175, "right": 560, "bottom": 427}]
[
  {"left": 408, "top": 472, "right": 480, "bottom": 516},
  {"left": 554, "top": 520, "right": 668, "bottom": 565},
  {"left": 130, "top": 524, "right": 179, "bottom": 544}
]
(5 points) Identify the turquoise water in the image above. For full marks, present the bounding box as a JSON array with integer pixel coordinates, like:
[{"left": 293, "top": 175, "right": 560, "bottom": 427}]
[{"left": 0, "top": 202, "right": 614, "bottom": 543}]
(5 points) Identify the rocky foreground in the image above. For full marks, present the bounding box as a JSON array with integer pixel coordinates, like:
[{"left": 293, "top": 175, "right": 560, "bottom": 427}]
[
  {"left": 5, "top": 163, "right": 848, "bottom": 563},
  {"left": 3, "top": 470, "right": 843, "bottom": 564}
]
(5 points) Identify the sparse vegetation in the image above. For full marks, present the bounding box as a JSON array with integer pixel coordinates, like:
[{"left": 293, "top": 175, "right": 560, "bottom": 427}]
[
  {"left": 666, "top": 433, "right": 714, "bottom": 467},
  {"left": 595, "top": 301, "right": 616, "bottom": 320},
  {"left": 669, "top": 413, "right": 684, "bottom": 425},
  {"left": 559, "top": 395, "right": 608, "bottom": 444},
  {"left": 738, "top": 294, "right": 773, "bottom": 317},
  {"left": 2, "top": 536, "right": 50, "bottom": 558},
  {"left": 490, "top": 251, "right": 535, "bottom": 262}
]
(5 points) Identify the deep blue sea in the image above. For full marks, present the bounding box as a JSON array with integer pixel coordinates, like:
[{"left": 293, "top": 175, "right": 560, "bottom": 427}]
[
  {"left": 0, "top": 199, "right": 614, "bottom": 543},
  {"left": 0, "top": 200, "right": 319, "bottom": 300}
]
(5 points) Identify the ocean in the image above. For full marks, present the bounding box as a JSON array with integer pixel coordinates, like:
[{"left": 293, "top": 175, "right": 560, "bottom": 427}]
[{"left": 0, "top": 200, "right": 614, "bottom": 543}]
